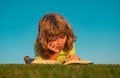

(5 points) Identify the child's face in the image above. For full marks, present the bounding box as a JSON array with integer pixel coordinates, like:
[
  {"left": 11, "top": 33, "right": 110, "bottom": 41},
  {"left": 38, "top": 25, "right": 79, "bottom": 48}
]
[{"left": 47, "top": 35, "right": 67, "bottom": 53}]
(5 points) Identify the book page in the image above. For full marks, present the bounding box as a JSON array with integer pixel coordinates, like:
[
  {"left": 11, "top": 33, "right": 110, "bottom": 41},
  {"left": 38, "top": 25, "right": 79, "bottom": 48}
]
[
  {"left": 64, "top": 60, "right": 92, "bottom": 65},
  {"left": 31, "top": 60, "right": 61, "bottom": 64},
  {"left": 31, "top": 59, "right": 92, "bottom": 65}
]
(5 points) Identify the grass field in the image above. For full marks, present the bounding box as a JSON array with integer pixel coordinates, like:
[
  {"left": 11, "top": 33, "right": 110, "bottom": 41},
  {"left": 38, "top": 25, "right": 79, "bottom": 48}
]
[{"left": 0, "top": 64, "right": 120, "bottom": 78}]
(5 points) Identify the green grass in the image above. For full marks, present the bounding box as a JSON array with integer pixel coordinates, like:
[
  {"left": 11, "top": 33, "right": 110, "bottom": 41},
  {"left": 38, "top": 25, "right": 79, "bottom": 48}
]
[{"left": 0, "top": 64, "right": 120, "bottom": 78}]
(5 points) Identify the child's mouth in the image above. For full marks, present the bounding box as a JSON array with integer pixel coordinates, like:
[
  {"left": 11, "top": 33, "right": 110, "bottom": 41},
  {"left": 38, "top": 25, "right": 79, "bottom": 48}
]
[{"left": 56, "top": 46, "right": 63, "bottom": 50}]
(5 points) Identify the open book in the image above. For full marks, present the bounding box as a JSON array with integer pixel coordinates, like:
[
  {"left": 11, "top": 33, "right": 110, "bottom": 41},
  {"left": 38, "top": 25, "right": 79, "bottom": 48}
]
[{"left": 31, "top": 60, "right": 92, "bottom": 65}]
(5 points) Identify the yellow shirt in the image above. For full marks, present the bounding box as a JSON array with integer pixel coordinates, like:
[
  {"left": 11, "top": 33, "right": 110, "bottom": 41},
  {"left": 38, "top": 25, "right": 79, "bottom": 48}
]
[{"left": 34, "top": 42, "right": 76, "bottom": 63}]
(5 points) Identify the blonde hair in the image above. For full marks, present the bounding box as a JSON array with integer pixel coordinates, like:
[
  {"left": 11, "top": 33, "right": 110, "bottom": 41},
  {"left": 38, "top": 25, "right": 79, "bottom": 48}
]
[{"left": 36, "top": 13, "right": 76, "bottom": 59}]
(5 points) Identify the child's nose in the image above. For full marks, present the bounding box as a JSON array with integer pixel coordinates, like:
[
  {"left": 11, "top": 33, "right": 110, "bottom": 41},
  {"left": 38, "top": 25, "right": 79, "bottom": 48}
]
[{"left": 56, "top": 39, "right": 62, "bottom": 45}]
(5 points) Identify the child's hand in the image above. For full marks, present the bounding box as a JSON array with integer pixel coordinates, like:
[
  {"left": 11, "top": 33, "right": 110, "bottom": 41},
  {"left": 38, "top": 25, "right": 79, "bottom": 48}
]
[
  {"left": 67, "top": 54, "right": 80, "bottom": 61},
  {"left": 47, "top": 43, "right": 60, "bottom": 53}
]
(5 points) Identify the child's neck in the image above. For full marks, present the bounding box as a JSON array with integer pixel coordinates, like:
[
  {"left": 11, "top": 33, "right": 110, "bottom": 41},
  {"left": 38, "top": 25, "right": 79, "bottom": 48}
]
[{"left": 49, "top": 53, "right": 59, "bottom": 60}]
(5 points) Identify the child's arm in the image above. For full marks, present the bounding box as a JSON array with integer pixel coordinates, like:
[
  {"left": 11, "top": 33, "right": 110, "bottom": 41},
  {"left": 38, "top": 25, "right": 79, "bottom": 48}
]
[{"left": 67, "top": 45, "right": 80, "bottom": 61}]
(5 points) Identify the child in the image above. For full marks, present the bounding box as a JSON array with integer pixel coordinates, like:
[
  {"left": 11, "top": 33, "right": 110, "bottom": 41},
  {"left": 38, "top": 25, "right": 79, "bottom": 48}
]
[{"left": 24, "top": 13, "right": 80, "bottom": 64}]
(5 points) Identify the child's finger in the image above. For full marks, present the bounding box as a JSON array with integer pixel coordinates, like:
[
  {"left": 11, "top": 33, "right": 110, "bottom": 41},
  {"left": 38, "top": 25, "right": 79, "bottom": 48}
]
[
  {"left": 48, "top": 44, "right": 59, "bottom": 52},
  {"left": 68, "top": 55, "right": 80, "bottom": 60}
]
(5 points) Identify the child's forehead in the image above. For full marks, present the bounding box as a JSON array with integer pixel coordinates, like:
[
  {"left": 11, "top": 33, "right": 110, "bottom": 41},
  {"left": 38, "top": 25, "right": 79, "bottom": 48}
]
[{"left": 46, "top": 29, "right": 66, "bottom": 35}]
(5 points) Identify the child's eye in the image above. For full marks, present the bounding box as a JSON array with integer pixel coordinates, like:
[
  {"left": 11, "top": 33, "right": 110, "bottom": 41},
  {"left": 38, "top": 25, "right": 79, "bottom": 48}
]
[
  {"left": 53, "top": 37, "right": 58, "bottom": 40},
  {"left": 61, "top": 36, "right": 64, "bottom": 39},
  {"left": 60, "top": 35, "right": 65, "bottom": 39}
]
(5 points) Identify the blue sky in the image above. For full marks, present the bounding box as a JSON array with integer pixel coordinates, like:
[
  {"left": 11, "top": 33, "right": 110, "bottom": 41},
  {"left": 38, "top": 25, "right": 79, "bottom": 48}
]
[{"left": 0, "top": 0, "right": 120, "bottom": 64}]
